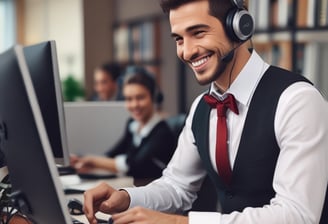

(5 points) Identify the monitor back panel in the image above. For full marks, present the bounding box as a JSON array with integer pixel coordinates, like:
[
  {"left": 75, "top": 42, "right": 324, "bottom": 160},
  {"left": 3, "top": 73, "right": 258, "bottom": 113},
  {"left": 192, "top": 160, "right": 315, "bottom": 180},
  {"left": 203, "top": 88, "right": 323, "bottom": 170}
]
[
  {"left": 23, "top": 40, "right": 70, "bottom": 166},
  {"left": 64, "top": 101, "right": 129, "bottom": 156}
]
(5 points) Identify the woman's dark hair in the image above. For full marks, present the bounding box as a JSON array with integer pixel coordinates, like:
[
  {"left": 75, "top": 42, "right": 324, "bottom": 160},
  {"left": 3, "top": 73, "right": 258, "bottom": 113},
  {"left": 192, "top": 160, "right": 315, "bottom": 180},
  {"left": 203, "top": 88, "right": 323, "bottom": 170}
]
[
  {"left": 123, "top": 66, "right": 163, "bottom": 104},
  {"left": 160, "top": 0, "right": 234, "bottom": 23}
]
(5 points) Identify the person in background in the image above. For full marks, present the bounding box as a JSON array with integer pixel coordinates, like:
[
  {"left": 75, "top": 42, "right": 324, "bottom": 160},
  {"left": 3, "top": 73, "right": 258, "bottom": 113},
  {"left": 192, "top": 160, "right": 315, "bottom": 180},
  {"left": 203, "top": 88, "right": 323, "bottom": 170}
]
[
  {"left": 90, "top": 62, "right": 123, "bottom": 101},
  {"left": 71, "top": 66, "right": 176, "bottom": 182},
  {"left": 83, "top": 0, "right": 328, "bottom": 224}
]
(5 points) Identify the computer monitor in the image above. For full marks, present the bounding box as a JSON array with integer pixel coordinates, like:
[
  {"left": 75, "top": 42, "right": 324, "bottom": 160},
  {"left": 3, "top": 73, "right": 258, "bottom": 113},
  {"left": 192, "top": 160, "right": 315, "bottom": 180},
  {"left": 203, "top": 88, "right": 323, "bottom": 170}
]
[
  {"left": 23, "top": 40, "right": 70, "bottom": 166},
  {"left": 0, "top": 46, "right": 72, "bottom": 223},
  {"left": 64, "top": 101, "right": 129, "bottom": 156}
]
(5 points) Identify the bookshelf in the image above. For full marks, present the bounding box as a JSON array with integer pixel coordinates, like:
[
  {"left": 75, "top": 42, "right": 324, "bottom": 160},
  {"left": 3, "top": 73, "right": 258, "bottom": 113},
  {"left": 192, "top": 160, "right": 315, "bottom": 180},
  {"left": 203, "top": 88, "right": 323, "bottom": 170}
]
[
  {"left": 112, "top": 16, "right": 163, "bottom": 86},
  {"left": 250, "top": 0, "right": 328, "bottom": 98}
]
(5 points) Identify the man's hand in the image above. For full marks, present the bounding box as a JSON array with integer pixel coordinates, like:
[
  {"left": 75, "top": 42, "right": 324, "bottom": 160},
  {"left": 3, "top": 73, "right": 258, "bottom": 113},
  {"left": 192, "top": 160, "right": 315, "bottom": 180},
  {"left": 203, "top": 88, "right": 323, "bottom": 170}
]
[
  {"left": 83, "top": 182, "right": 130, "bottom": 224},
  {"left": 111, "top": 206, "right": 188, "bottom": 224}
]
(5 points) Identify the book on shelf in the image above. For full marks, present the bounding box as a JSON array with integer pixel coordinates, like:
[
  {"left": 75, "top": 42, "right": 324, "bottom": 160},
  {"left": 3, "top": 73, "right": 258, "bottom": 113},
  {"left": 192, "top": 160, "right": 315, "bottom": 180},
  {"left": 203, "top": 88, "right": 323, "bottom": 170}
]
[
  {"left": 248, "top": 0, "right": 269, "bottom": 30},
  {"left": 275, "top": 41, "right": 292, "bottom": 70},
  {"left": 254, "top": 41, "right": 292, "bottom": 71},
  {"left": 130, "top": 25, "right": 142, "bottom": 62},
  {"left": 300, "top": 42, "right": 319, "bottom": 84},
  {"left": 248, "top": 0, "right": 328, "bottom": 29},
  {"left": 297, "top": 42, "right": 328, "bottom": 94},
  {"left": 257, "top": 0, "right": 270, "bottom": 30},
  {"left": 316, "top": 0, "right": 328, "bottom": 27},
  {"left": 293, "top": 0, "right": 328, "bottom": 28},
  {"left": 140, "top": 21, "right": 155, "bottom": 61},
  {"left": 307, "top": 0, "right": 316, "bottom": 27},
  {"left": 276, "top": 0, "right": 290, "bottom": 28},
  {"left": 276, "top": 0, "right": 293, "bottom": 28},
  {"left": 113, "top": 24, "right": 129, "bottom": 62},
  {"left": 297, "top": 0, "right": 308, "bottom": 27}
]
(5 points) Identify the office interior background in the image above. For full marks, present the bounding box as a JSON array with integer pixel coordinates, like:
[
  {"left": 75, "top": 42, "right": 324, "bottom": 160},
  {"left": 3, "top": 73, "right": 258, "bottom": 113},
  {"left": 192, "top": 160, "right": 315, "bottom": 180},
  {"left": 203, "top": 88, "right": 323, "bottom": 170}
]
[{"left": 1, "top": 0, "right": 328, "bottom": 117}]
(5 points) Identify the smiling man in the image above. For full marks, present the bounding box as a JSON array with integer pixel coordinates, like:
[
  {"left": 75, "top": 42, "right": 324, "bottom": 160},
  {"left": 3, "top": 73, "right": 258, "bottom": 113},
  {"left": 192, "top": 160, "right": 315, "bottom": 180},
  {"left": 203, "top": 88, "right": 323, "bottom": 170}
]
[{"left": 83, "top": 1, "right": 328, "bottom": 224}]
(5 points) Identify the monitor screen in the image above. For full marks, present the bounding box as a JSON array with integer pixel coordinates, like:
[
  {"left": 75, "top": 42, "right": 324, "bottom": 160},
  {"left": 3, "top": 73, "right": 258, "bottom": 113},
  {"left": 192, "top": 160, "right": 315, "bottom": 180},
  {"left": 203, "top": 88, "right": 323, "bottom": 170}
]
[
  {"left": 23, "top": 40, "right": 69, "bottom": 166},
  {"left": 0, "top": 46, "right": 72, "bottom": 223}
]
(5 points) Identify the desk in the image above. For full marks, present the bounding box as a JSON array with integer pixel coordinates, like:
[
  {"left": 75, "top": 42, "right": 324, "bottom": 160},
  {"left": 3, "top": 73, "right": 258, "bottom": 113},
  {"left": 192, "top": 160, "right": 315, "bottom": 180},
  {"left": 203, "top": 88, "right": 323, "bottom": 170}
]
[
  {"left": 61, "top": 174, "right": 134, "bottom": 191},
  {"left": 61, "top": 175, "right": 134, "bottom": 223}
]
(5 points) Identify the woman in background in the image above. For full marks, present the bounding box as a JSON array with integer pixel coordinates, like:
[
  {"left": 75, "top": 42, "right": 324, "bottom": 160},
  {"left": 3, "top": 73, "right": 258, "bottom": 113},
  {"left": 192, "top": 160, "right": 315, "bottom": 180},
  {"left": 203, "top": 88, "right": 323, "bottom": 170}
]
[{"left": 71, "top": 66, "right": 176, "bottom": 182}]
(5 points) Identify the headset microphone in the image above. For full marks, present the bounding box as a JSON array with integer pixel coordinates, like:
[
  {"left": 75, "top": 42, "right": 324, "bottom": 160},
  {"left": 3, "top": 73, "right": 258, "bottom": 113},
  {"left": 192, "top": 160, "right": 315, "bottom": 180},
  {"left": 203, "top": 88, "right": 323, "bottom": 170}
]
[
  {"left": 220, "top": 49, "right": 235, "bottom": 63},
  {"left": 220, "top": 41, "right": 244, "bottom": 63}
]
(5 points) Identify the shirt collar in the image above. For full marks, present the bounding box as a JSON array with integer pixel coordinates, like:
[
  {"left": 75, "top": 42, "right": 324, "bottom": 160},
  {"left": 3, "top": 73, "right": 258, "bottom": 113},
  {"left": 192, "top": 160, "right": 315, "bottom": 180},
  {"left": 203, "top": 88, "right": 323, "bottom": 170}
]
[
  {"left": 208, "top": 50, "right": 269, "bottom": 107},
  {"left": 129, "top": 113, "right": 162, "bottom": 139}
]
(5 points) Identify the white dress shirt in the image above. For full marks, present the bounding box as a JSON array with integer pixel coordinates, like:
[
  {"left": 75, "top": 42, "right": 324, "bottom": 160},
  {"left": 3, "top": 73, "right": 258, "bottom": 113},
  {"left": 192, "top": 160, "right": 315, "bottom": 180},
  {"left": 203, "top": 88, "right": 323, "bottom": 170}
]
[{"left": 124, "top": 51, "right": 328, "bottom": 224}]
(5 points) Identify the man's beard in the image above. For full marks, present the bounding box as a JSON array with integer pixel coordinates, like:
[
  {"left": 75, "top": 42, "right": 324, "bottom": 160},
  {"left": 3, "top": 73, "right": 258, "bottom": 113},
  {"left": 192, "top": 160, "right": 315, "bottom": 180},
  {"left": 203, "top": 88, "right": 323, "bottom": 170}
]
[{"left": 196, "top": 56, "right": 230, "bottom": 86}]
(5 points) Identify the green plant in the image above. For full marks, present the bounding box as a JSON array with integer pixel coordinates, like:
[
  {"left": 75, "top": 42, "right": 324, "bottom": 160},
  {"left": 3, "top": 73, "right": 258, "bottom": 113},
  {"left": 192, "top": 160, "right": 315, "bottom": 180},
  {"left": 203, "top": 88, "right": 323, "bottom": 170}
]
[{"left": 62, "top": 75, "right": 85, "bottom": 102}]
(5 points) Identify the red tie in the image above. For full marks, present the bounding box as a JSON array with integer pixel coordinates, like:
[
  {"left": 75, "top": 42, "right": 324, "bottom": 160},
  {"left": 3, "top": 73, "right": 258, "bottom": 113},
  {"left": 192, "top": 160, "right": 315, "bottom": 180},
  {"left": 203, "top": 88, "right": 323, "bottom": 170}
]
[{"left": 203, "top": 93, "right": 239, "bottom": 185}]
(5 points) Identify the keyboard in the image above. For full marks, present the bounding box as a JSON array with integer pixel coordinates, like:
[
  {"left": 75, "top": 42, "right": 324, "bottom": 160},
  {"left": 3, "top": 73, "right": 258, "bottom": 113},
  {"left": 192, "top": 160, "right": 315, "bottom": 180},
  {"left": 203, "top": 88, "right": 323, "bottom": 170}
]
[
  {"left": 71, "top": 216, "right": 112, "bottom": 224},
  {"left": 58, "top": 166, "right": 77, "bottom": 176}
]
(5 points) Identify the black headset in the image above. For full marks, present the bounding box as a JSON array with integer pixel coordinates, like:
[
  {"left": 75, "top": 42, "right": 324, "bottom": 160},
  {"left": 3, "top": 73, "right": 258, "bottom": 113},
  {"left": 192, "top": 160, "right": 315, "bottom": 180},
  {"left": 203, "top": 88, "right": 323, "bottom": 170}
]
[{"left": 225, "top": 0, "right": 255, "bottom": 42}]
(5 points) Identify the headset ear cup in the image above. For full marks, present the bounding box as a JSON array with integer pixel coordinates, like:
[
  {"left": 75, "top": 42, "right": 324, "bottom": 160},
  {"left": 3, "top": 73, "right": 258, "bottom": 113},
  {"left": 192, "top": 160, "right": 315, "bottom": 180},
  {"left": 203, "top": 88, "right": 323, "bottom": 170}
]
[
  {"left": 225, "top": 8, "right": 239, "bottom": 42},
  {"left": 231, "top": 0, "right": 244, "bottom": 8},
  {"left": 225, "top": 8, "right": 254, "bottom": 42}
]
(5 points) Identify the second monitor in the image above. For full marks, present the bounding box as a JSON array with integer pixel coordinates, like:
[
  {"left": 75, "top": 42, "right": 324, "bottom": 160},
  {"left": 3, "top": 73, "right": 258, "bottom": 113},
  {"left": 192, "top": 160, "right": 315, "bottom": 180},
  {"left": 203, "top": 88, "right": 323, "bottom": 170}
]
[{"left": 23, "top": 40, "right": 70, "bottom": 166}]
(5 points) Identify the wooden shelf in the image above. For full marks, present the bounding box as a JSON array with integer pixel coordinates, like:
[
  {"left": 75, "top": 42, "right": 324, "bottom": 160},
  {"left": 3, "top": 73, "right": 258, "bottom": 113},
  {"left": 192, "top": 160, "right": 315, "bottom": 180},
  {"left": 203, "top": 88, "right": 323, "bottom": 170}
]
[
  {"left": 253, "top": 31, "right": 292, "bottom": 43},
  {"left": 296, "top": 29, "right": 328, "bottom": 42}
]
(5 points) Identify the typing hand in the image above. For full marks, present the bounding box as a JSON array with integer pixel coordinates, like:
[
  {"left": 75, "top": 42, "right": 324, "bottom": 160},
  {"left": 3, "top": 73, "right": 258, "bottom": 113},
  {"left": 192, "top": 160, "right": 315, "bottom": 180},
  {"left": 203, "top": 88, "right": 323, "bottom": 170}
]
[
  {"left": 69, "top": 154, "right": 82, "bottom": 169},
  {"left": 111, "top": 206, "right": 188, "bottom": 224},
  {"left": 83, "top": 182, "right": 130, "bottom": 224},
  {"left": 70, "top": 155, "right": 99, "bottom": 174},
  {"left": 68, "top": 197, "right": 112, "bottom": 224}
]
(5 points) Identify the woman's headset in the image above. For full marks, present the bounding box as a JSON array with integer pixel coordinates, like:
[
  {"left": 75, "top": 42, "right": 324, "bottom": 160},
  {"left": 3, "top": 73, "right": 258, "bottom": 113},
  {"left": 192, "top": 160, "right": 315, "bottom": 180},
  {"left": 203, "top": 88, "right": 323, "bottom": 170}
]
[{"left": 225, "top": 0, "right": 255, "bottom": 42}]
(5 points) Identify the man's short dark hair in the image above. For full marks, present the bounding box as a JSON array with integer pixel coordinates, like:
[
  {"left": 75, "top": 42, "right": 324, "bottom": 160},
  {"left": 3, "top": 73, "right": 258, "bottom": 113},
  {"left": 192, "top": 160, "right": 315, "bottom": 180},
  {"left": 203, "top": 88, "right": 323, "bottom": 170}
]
[
  {"left": 160, "top": 0, "right": 234, "bottom": 23},
  {"left": 98, "top": 62, "right": 121, "bottom": 81}
]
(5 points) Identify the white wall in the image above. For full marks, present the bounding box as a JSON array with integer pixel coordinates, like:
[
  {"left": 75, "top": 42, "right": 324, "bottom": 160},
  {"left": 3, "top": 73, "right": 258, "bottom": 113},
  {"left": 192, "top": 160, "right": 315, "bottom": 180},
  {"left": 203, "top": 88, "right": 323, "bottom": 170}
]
[
  {"left": 0, "top": 0, "right": 16, "bottom": 53},
  {"left": 24, "top": 0, "right": 84, "bottom": 82}
]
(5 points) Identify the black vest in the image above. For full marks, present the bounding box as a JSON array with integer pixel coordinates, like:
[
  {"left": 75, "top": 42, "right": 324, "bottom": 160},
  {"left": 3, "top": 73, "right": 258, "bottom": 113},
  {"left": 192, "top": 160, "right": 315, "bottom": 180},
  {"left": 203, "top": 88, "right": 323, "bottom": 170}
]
[{"left": 192, "top": 66, "right": 328, "bottom": 223}]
